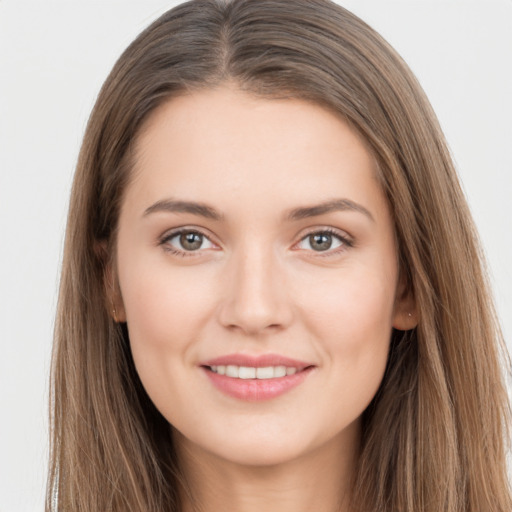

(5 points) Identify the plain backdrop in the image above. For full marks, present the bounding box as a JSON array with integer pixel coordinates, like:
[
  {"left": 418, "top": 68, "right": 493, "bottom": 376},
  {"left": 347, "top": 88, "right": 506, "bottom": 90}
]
[{"left": 1, "top": 1, "right": 511, "bottom": 510}]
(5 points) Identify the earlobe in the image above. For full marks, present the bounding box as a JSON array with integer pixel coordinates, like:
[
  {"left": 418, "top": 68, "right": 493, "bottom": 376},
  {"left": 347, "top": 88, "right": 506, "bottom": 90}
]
[
  {"left": 106, "top": 268, "right": 127, "bottom": 324},
  {"left": 392, "top": 308, "right": 418, "bottom": 331},
  {"left": 109, "top": 287, "right": 127, "bottom": 323},
  {"left": 392, "top": 275, "right": 418, "bottom": 331},
  {"left": 95, "top": 240, "right": 127, "bottom": 323}
]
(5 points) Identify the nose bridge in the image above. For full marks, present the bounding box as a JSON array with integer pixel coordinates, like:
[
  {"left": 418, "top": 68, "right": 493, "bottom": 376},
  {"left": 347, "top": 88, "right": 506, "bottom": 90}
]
[{"left": 218, "top": 237, "right": 292, "bottom": 334}]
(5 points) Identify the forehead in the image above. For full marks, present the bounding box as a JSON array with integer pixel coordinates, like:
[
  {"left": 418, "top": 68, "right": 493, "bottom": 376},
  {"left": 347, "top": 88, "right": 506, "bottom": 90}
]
[{"left": 125, "top": 86, "right": 387, "bottom": 221}]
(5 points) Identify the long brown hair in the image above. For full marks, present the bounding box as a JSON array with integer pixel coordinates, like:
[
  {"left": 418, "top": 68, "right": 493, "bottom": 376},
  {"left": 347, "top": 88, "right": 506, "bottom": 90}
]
[{"left": 47, "top": 1, "right": 511, "bottom": 510}]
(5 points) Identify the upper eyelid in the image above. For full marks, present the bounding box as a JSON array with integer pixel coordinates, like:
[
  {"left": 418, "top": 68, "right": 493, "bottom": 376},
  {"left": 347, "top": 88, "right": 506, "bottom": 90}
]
[
  {"left": 299, "top": 226, "right": 351, "bottom": 237},
  {"left": 160, "top": 225, "right": 351, "bottom": 242},
  {"left": 160, "top": 226, "right": 216, "bottom": 243},
  {"left": 296, "top": 226, "right": 353, "bottom": 244}
]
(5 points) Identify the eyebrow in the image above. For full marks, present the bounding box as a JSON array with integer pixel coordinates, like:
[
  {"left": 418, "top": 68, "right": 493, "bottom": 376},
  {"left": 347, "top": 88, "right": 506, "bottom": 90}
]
[
  {"left": 143, "top": 199, "right": 224, "bottom": 220},
  {"left": 143, "top": 198, "right": 374, "bottom": 222},
  {"left": 285, "top": 199, "right": 374, "bottom": 222}
]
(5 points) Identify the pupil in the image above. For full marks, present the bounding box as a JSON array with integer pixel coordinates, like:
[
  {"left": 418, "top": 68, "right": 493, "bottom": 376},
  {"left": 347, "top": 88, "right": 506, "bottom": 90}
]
[
  {"left": 180, "top": 232, "right": 202, "bottom": 250},
  {"left": 310, "top": 233, "right": 332, "bottom": 251}
]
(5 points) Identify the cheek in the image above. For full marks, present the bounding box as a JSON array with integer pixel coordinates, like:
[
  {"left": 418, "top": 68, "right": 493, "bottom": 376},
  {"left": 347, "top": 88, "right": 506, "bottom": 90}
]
[
  {"left": 118, "top": 264, "right": 218, "bottom": 424},
  {"left": 301, "top": 262, "right": 396, "bottom": 342},
  {"left": 300, "top": 265, "right": 395, "bottom": 406},
  {"left": 120, "top": 261, "right": 214, "bottom": 344},
  {"left": 117, "top": 258, "right": 217, "bottom": 396}
]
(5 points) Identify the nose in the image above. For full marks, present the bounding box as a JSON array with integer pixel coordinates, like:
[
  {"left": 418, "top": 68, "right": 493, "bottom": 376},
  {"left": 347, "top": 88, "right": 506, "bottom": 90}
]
[{"left": 217, "top": 243, "right": 294, "bottom": 336}]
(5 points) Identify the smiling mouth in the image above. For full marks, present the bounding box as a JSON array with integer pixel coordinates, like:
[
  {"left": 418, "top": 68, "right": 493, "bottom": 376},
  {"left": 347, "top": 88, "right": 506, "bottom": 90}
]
[
  {"left": 200, "top": 354, "right": 315, "bottom": 400},
  {"left": 201, "top": 361, "right": 315, "bottom": 401},
  {"left": 206, "top": 365, "right": 304, "bottom": 379}
]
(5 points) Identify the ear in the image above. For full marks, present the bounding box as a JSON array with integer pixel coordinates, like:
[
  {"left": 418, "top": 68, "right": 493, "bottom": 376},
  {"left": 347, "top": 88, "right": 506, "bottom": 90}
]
[
  {"left": 392, "top": 274, "right": 418, "bottom": 331},
  {"left": 95, "top": 240, "right": 127, "bottom": 323}
]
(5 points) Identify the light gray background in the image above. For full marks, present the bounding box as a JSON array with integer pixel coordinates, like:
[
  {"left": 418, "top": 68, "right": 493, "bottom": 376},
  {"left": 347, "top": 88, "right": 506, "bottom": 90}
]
[{"left": 1, "top": 1, "right": 511, "bottom": 510}]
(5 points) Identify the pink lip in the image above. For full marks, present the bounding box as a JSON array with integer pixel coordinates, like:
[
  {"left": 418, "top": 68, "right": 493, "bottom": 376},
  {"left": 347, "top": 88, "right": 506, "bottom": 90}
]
[
  {"left": 200, "top": 353, "right": 315, "bottom": 402},
  {"left": 201, "top": 353, "right": 311, "bottom": 370}
]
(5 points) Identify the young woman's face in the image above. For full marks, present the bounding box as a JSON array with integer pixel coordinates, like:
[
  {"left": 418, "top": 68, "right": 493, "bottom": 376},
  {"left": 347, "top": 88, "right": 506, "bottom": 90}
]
[{"left": 115, "top": 87, "right": 414, "bottom": 467}]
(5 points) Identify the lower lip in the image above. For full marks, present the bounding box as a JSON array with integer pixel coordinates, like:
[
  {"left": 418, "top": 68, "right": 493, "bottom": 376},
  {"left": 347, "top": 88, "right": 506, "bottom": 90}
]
[{"left": 203, "top": 367, "right": 313, "bottom": 401}]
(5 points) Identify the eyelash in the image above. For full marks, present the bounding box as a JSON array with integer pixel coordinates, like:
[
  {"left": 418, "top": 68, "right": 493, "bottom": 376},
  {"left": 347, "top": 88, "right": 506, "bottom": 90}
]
[
  {"left": 159, "top": 228, "right": 215, "bottom": 258},
  {"left": 296, "top": 227, "right": 354, "bottom": 258},
  {"left": 158, "top": 227, "right": 354, "bottom": 258}
]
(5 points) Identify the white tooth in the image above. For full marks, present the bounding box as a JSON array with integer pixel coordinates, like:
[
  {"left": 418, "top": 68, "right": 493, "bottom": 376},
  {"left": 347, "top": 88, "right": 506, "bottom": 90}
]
[
  {"left": 217, "top": 365, "right": 297, "bottom": 379},
  {"left": 239, "top": 366, "right": 256, "bottom": 379},
  {"left": 256, "top": 367, "right": 275, "bottom": 379},
  {"left": 274, "top": 366, "right": 287, "bottom": 378},
  {"left": 226, "top": 365, "right": 239, "bottom": 378}
]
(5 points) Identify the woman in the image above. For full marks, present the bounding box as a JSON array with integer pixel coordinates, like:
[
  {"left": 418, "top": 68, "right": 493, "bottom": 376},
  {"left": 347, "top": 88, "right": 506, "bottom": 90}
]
[{"left": 47, "top": 0, "right": 512, "bottom": 511}]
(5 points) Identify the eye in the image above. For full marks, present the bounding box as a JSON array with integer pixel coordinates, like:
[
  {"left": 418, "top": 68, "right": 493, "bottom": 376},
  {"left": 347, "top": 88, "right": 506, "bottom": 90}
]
[
  {"left": 296, "top": 229, "right": 352, "bottom": 254},
  {"left": 160, "top": 229, "right": 216, "bottom": 255}
]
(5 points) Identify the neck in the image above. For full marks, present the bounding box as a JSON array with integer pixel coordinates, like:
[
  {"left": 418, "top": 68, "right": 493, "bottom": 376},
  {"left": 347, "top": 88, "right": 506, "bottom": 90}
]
[{"left": 175, "top": 422, "right": 360, "bottom": 512}]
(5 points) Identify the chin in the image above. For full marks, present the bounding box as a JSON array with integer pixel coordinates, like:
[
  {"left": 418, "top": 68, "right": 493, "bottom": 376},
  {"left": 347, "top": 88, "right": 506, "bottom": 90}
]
[
  {"left": 176, "top": 422, "right": 329, "bottom": 469},
  {"left": 212, "top": 440, "right": 310, "bottom": 468}
]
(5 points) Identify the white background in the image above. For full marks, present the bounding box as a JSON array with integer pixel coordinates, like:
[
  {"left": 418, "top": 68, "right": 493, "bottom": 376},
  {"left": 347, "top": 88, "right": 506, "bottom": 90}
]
[{"left": 1, "top": 1, "right": 511, "bottom": 510}]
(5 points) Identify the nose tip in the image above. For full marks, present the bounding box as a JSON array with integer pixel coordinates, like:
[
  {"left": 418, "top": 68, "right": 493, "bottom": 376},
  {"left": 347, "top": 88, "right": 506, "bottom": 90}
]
[
  {"left": 221, "top": 301, "right": 284, "bottom": 336},
  {"left": 217, "top": 250, "right": 293, "bottom": 336}
]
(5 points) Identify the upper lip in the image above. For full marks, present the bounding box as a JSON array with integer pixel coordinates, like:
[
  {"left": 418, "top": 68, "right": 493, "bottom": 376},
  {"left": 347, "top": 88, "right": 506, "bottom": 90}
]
[{"left": 201, "top": 353, "right": 313, "bottom": 371}]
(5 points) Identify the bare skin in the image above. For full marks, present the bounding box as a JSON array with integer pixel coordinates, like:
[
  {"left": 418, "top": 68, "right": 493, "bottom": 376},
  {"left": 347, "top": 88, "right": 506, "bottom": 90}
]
[
  {"left": 176, "top": 422, "right": 359, "bottom": 512},
  {"left": 113, "top": 86, "right": 416, "bottom": 512}
]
